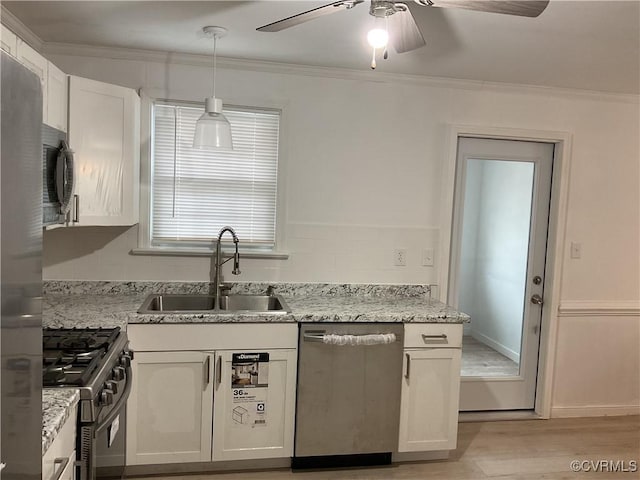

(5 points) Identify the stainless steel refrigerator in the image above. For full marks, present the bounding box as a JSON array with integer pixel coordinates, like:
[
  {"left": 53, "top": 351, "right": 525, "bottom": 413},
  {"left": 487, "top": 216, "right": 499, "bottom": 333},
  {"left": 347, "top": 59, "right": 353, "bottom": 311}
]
[{"left": 1, "top": 51, "right": 43, "bottom": 478}]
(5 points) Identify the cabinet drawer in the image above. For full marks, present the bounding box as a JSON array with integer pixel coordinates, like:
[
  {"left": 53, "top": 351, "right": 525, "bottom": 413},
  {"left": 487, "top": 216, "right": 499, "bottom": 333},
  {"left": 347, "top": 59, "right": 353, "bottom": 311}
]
[{"left": 404, "top": 324, "right": 462, "bottom": 349}]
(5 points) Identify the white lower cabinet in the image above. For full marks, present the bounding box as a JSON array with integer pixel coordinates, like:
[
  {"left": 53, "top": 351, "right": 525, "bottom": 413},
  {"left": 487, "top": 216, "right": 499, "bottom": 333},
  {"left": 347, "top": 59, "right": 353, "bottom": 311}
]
[
  {"left": 127, "top": 351, "right": 214, "bottom": 465},
  {"left": 126, "top": 324, "right": 298, "bottom": 467},
  {"left": 398, "top": 324, "right": 462, "bottom": 452},
  {"left": 212, "top": 349, "right": 297, "bottom": 461},
  {"left": 43, "top": 404, "right": 77, "bottom": 480}
]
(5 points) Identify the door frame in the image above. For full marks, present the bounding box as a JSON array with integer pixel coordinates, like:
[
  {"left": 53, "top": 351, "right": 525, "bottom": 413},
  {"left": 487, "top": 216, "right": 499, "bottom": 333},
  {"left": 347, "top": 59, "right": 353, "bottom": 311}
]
[{"left": 438, "top": 125, "right": 573, "bottom": 419}]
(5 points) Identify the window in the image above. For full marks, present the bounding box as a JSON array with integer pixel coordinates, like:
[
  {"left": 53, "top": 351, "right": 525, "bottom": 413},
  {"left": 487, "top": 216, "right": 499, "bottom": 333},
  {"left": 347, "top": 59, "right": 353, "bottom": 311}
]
[{"left": 150, "top": 101, "right": 280, "bottom": 251}]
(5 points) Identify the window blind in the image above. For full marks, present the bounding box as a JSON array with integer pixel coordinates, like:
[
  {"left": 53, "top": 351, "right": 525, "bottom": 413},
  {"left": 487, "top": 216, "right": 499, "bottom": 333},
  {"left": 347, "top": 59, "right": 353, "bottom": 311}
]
[{"left": 152, "top": 102, "right": 280, "bottom": 248}]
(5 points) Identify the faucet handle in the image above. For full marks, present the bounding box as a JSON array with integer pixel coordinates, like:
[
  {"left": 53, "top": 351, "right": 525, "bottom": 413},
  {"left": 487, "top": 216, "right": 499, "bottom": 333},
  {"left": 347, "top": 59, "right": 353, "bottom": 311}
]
[{"left": 219, "top": 284, "right": 232, "bottom": 295}]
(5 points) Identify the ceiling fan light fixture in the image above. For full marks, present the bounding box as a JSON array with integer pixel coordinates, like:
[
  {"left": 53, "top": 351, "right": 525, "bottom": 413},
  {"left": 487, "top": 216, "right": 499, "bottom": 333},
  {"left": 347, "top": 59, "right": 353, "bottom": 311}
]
[
  {"left": 367, "top": 28, "right": 389, "bottom": 48},
  {"left": 193, "top": 26, "right": 233, "bottom": 150}
]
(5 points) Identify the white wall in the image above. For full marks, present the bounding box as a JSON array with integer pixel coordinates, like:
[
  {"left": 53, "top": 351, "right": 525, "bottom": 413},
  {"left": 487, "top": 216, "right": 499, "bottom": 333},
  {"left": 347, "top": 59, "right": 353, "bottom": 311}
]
[
  {"left": 458, "top": 160, "right": 534, "bottom": 361},
  {"left": 42, "top": 48, "right": 640, "bottom": 414}
]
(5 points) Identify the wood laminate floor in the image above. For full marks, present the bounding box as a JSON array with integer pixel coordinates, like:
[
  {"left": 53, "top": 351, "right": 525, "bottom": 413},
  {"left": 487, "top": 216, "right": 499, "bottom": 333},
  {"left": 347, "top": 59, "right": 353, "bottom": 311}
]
[
  {"left": 128, "top": 415, "right": 640, "bottom": 480},
  {"left": 461, "top": 336, "right": 519, "bottom": 377}
]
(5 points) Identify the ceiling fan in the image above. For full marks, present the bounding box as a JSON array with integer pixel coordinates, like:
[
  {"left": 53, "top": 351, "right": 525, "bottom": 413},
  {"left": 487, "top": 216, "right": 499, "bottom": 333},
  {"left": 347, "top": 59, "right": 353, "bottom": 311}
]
[{"left": 257, "top": 0, "right": 549, "bottom": 68}]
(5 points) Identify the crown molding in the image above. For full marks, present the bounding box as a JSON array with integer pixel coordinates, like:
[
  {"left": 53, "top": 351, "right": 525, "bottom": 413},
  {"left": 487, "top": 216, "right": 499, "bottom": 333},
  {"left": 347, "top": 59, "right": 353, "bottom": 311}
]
[
  {"left": 0, "top": 5, "right": 43, "bottom": 52},
  {"left": 43, "top": 41, "right": 639, "bottom": 104}
]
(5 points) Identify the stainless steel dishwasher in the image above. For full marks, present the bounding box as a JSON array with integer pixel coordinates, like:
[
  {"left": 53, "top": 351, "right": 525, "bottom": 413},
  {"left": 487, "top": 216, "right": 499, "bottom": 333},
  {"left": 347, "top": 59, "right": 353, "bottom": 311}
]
[{"left": 293, "top": 323, "right": 404, "bottom": 468}]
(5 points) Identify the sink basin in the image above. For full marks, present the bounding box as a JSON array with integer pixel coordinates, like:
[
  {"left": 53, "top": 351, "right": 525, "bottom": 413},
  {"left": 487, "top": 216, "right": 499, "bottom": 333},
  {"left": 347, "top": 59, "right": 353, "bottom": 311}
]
[{"left": 138, "top": 293, "right": 291, "bottom": 314}]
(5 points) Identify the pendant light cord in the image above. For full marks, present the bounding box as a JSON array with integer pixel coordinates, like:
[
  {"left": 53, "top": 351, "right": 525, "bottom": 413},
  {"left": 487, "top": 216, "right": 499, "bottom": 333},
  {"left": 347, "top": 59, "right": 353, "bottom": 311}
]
[{"left": 212, "top": 34, "right": 217, "bottom": 98}]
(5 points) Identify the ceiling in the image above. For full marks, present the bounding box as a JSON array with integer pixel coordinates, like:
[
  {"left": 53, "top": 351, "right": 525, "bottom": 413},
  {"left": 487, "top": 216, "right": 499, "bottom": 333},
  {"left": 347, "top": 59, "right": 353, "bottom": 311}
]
[{"left": 4, "top": 1, "right": 639, "bottom": 94}]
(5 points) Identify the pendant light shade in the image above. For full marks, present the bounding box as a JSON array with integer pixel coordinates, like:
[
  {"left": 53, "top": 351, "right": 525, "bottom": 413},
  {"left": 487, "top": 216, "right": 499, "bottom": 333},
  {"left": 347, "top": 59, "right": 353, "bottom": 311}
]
[
  {"left": 193, "top": 26, "right": 233, "bottom": 150},
  {"left": 194, "top": 97, "right": 233, "bottom": 149}
]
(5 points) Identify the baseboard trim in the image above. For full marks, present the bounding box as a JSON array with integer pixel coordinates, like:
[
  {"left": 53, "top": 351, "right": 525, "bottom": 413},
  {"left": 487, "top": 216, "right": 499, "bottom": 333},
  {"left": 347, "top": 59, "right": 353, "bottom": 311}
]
[
  {"left": 551, "top": 405, "right": 640, "bottom": 418},
  {"left": 125, "top": 458, "right": 291, "bottom": 476},
  {"left": 458, "top": 410, "right": 541, "bottom": 422},
  {"left": 470, "top": 332, "right": 520, "bottom": 363},
  {"left": 392, "top": 451, "right": 449, "bottom": 462}
]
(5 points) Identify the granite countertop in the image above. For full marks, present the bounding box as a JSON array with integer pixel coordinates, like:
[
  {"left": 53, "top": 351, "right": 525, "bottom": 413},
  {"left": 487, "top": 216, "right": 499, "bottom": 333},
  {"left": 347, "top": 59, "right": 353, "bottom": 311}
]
[
  {"left": 42, "top": 388, "right": 80, "bottom": 456},
  {"left": 43, "top": 289, "right": 469, "bottom": 329},
  {"left": 41, "top": 282, "right": 467, "bottom": 454}
]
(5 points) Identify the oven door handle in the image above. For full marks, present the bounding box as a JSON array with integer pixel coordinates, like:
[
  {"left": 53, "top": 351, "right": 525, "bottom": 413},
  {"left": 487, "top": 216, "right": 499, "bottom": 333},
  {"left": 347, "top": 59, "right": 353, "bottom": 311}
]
[{"left": 95, "top": 366, "right": 132, "bottom": 435}]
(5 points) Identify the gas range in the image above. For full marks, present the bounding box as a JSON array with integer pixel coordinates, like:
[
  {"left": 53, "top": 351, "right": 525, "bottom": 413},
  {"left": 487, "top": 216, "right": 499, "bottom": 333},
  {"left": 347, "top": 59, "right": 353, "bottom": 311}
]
[{"left": 43, "top": 327, "right": 133, "bottom": 479}]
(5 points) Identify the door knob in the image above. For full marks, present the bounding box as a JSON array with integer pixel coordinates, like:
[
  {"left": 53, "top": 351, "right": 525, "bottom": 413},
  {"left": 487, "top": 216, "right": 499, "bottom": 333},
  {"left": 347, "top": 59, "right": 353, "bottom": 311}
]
[{"left": 531, "top": 294, "right": 543, "bottom": 305}]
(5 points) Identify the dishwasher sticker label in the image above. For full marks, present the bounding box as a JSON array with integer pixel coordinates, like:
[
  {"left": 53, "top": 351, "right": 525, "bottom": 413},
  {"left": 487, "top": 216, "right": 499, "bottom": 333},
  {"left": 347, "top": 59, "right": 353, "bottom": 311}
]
[{"left": 231, "top": 353, "right": 269, "bottom": 427}]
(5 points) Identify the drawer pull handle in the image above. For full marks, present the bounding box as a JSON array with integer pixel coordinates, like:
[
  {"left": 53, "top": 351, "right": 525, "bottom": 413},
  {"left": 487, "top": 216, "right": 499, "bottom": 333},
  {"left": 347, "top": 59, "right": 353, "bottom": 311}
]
[
  {"left": 51, "top": 457, "right": 69, "bottom": 480},
  {"left": 421, "top": 333, "right": 448, "bottom": 343}
]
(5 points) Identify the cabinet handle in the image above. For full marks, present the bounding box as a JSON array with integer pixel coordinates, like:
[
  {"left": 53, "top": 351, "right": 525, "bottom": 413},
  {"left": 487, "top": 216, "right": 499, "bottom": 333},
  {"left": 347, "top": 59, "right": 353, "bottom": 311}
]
[
  {"left": 405, "top": 353, "right": 411, "bottom": 379},
  {"left": 50, "top": 457, "right": 69, "bottom": 480},
  {"left": 215, "top": 356, "right": 222, "bottom": 390},
  {"left": 421, "top": 333, "right": 447, "bottom": 344},
  {"left": 73, "top": 194, "right": 79, "bottom": 223},
  {"left": 204, "top": 355, "right": 211, "bottom": 385}
]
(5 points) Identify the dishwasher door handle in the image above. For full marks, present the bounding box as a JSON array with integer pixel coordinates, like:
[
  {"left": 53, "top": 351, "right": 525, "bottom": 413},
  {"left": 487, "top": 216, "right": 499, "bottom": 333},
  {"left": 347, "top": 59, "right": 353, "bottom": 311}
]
[{"left": 303, "top": 333, "right": 397, "bottom": 345}]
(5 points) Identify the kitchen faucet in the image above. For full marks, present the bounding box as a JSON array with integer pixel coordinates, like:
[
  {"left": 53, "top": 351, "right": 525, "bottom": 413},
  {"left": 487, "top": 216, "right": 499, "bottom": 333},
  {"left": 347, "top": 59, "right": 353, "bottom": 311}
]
[{"left": 212, "top": 226, "right": 241, "bottom": 308}]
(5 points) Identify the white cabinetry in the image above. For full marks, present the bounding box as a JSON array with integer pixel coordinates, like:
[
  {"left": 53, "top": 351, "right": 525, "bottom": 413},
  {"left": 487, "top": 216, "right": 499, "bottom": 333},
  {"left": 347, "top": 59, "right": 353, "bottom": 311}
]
[
  {"left": 68, "top": 76, "right": 140, "bottom": 226},
  {"left": 47, "top": 62, "right": 68, "bottom": 132},
  {"left": 127, "top": 351, "right": 213, "bottom": 465},
  {"left": 126, "top": 324, "right": 297, "bottom": 467},
  {"left": 213, "top": 348, "right": 297, "bottom": 461},
  {"left": 398, "top": 324, "right": 462, "bottom": 452},
  {"left": 16, "top": 39, "right": 47, "bottom": 123},
  {"left": 42, "top": 404, "right": 77, "bottom": 480},
  {"left": 1, "top": 26, "right": 18, "bottom": 56},
  {"left": 3, "top": 28, "right": 67, "bottom": 131}
]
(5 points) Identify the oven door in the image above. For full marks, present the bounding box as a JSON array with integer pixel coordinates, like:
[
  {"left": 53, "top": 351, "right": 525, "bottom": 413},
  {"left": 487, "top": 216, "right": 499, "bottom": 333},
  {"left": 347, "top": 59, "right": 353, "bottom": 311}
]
[
  {"left": 95, "top": 405, "right": 126, "bottom": 479},
  {"left": 81, "top": 365, "right": 131, "bottom": 480}
]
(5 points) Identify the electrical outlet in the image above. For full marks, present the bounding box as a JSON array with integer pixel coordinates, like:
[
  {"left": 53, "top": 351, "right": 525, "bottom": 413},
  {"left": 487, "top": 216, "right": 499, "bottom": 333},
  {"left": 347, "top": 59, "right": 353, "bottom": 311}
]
[
  {"left": 422, "top": 248, "right": 434, "bottom": 266},
  {"left": 393, "top": 249, "right": 407, "bottom": 266}
]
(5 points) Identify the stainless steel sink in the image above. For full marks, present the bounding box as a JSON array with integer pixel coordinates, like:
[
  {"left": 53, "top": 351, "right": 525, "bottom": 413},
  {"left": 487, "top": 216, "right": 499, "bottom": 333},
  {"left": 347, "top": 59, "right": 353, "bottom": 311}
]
[{"left": 137, "top": 293, "right": 291, "bottom": 314}]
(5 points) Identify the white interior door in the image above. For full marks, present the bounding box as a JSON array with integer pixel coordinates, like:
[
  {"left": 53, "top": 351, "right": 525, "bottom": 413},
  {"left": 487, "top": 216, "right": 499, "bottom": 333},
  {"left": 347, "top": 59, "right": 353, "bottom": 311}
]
[{"left": 449, "top": 137, "right": 553, "bottom": 411}]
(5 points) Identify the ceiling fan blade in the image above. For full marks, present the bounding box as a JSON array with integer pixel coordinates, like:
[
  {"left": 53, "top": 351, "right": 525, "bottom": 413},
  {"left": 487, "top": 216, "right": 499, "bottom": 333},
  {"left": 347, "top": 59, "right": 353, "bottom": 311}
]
[
  {"left": 428, "top": 0, "right": 549, "bottom": 17},
  {"left": 389, "top": 9, "right": 426, "bottom": 53},
  {"left": 257, "top": 1, "right": 364, "bottom": 32}
]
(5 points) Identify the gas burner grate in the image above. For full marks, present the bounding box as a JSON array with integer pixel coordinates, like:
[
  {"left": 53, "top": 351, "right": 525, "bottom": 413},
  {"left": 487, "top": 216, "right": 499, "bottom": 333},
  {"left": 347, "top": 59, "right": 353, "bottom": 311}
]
[
  {"left": 42, "top": 327, "right": 121, "bottom": 387},
  {"left": 43, "top": 327, "right": 121, "bottom": 353}
]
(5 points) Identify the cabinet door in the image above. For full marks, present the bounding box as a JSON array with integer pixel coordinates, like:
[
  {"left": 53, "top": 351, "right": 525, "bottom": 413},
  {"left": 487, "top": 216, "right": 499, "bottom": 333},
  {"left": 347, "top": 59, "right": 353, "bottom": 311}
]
[
  {"left": 16, "top": 39, "right": 47, "bottom": 123},
  {"left": 68, "top": 75, "right": 140, "bottom": 226},
  {"left": 47, "top": 62, "right": 67, "bottom": 132},
  {"left": 398, "top": 348, "right": 461, "bottom": 452},
  {"left": 212, "top": 349, "right": 297, "bottom": 461},
  {"left": 1, "top": 26, "right": 18, "bottom": 57},
  {"left": 42, "top": 405, "right": 76, "bottom": 480},
  {"left": 127, "top": 351, "right": 214, "bottom": 465}
]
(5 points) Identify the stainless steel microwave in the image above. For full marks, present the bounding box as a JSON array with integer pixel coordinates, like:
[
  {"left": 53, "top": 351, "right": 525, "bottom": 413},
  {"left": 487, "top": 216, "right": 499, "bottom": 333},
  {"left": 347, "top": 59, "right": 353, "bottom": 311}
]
[{"left": 42, "top": 124, "right": 75, "bottom": 226}]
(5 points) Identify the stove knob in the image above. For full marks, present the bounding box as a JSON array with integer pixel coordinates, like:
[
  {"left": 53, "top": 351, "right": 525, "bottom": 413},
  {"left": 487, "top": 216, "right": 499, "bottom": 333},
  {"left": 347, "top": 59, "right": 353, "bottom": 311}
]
[
  {"left": 120, "top": 354, "right": 132, "bottom": 368},
  {"left": 101, "top": 389, "right": 114, "bottom": 406},
  {"left": 105, "top": 380, "right": 118, "bottom": 394},
  {"left": 112, "top": 366, "right": 125, "bottom": 381}
]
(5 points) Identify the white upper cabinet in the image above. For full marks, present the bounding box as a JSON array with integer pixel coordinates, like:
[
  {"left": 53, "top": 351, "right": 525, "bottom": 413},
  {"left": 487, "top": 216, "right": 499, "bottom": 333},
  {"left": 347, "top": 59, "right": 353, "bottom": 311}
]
[
  {"left": 47, "top": 61, "right": 67, "bottom": 132},
  {"left": 16, "top": 39, "right": 47, "bottom": 124},
  {"left": 1, "top": 25, "right": 18, "bottom": 57},
  {"left": 68, "top": 75, "right": 140, "bottom": 226}
]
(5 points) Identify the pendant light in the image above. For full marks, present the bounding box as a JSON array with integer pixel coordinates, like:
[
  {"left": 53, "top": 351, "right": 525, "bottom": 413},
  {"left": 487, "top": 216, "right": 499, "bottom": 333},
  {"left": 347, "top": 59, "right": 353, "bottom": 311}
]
[{"left": 193, "top": 26, "right": 233, "bottom": 150}]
